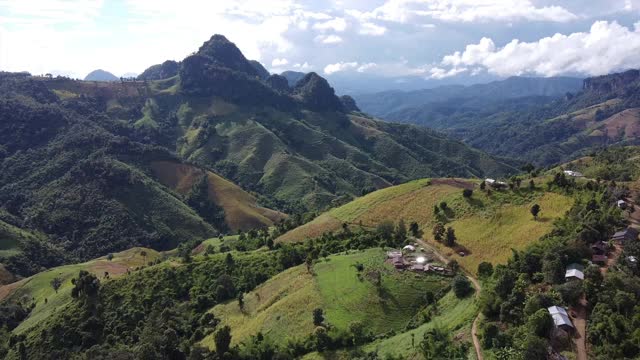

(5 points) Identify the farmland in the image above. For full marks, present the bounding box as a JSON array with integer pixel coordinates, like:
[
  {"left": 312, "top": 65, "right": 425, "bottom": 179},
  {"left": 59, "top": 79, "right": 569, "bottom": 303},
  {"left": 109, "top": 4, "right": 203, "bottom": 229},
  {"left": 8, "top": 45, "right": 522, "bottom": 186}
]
[
  {"left": 202, "top": 248, "right": 449, "bottom": 349},
  {"left": 278, "top": 178, "right": 573, "bottom": 273}
]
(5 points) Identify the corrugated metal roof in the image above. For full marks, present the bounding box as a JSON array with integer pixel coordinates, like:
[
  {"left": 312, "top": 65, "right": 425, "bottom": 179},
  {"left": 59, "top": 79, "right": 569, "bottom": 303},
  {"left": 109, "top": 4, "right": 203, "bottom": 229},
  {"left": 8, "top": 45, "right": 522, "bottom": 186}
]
[{"left": 548, "top": 306, "right": 573, "bottom": 328}]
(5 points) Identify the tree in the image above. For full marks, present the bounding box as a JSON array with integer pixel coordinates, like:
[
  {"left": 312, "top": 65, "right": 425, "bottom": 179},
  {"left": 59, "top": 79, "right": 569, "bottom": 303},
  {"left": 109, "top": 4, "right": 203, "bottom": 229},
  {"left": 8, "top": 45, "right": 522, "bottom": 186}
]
[
  {"left": 463, "top": 189, "right": 473, "bottom": 198},
  {"left": 432, "top": 223, "right": 445, "bottom": 242},
  {"left": 376, "top": 220, "right": 395, "bottom": 240},
  {"left": 50, "top": 277, "right": 62, "bottom": 293},
  {"left": 395, "top": 219, "right": 407, "bottom": 244},
  {"left": 439, "top": 202, "right": 448, "bottom": 210},
  {"left": 214, "top": 325, "right": 232, "bottom": 357},
  {"left": 312, "top": 308, "right": 324, "bottom": 326},
  {"left": 314, "top": 327, "right": 330, "bottom": 352},
  {"left": 542, "top": 256, "right": 564, "bottom": 284},
  {"left": 530, "top": 204, "right": 541, "bottom": 220},
  {"left": 529, "top": 180, "right": 536, "bottom": 190},
  {"left": 70, "top": 270, "right": 100, "bottom": 300},
  {"left": 237, "top": 292, "right": 244, "bottom": 310},
  {"left": 556, "top": 281, "right": 583, "bottom": 306},
  {"left": 225, "top": 253, "right": 235, "bottom": 269},
  {"left": 349, "top": 321, "right": 365, "bottom": 345},
  {"left": 522, "top": 163, "right": 535, "bottom": 173},
  {"left": 445, "top": 227, "right": 456, "bottom": 247},
  {"left": 480, "top": 181, "right": 486, "bottom": 191},
  {"left": 106, "top": 253, "right": 114, "bottom": 261},
  {"left": 477, "top": 262, "right": 494, "bottom": 278},
  {"left": 527, "top": 309, "right": 554, "bottom": 338},
  {"left": 409, "top": 222, "right": 421, "bottom": 238},
  {"left": 305, "top": 255, "right": 314, "bottom": 273},
  {"left": 453, "top": 275, "right": 473, "bottom": 298}
]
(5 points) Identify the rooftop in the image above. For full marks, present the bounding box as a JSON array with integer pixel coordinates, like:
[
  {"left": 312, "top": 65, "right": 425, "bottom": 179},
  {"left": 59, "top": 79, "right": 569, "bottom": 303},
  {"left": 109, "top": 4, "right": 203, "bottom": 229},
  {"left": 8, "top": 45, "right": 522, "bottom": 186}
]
[{"left": 548, "top": 306, "right": 574, "bottom": 328}]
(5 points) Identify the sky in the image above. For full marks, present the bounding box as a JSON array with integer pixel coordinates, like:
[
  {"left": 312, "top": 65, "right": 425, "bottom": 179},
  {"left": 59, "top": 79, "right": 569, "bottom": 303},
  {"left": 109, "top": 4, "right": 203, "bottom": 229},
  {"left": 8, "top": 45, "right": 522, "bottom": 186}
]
[{"left": 1, "top": 0, "right": 640, "bottom": 90}]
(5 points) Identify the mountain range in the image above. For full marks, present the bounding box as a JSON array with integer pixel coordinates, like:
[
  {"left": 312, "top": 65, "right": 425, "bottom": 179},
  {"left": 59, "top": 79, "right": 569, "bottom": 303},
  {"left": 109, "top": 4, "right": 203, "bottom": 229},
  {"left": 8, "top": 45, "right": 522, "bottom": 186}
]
[
  {"left": 356, "top": 71, "right": 640, "bottom": 165},
  {"left": 0, "top": 35, "right": 516, "bottom": 279}
]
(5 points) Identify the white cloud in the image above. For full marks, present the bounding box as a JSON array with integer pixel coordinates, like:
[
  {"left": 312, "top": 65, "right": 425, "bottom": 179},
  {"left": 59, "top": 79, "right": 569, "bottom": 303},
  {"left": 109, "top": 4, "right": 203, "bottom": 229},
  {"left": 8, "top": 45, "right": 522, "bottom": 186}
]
[
  {"left": 351, "top": 0, "right": 578, "bottom": 24},
  {"left": 272, "top": 58, "right": 289, "bottom": 66},
  {"left": 429, "top": 66, "right": 468, "bottom": 79},
  {"left": 434, "top": 21, "right": 640, "bottom": 78},
  {"left": 357, "top": 63, "right": 378, "bottom": 72},
  {"left": 324, "top": 61, "right": 359, "bottom": 74},
  {"left": 359, "top": 22, "right": 387, "bottom": 36},
  {"left": 293, "top": 62, "right": 313, "bottom": 71},
  {"left": 315, "top": 34, "right": 343, "bottom": 44},
  {"left": 312, "top": 17, "right": 347, "bottom": 32}
]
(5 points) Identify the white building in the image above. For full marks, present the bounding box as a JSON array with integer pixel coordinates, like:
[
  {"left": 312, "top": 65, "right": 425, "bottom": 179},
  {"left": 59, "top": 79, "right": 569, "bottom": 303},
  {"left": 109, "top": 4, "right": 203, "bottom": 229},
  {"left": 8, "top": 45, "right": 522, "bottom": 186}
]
[{"left": 548, "top": 306, "right": 574, "bottom": 331}]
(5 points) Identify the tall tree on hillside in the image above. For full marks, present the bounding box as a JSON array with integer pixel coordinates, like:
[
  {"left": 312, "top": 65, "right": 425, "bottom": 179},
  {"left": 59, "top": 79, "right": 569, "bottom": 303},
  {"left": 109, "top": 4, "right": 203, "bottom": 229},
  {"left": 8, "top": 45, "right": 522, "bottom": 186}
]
[
  {"left": 214, "top": 326, "right": 232, "bottom": 357},
  {"left": 313, "top": 308, "right": 324, "bottom": 326},
  {"left": 409, "top": 222, "right": 422, "bottom": 238},
  {"left": 445, "top": 227, "right": 456, "bottom": 247},
  {"left": 530, "top": 204, "right": 541, "bottom": 220},
  {"left": 433, "top": 223, "right": 445, "bottom": 242},
  {"left": 395, "top": 219, "right": 407, "bottom": 245},
  {"left": 50, "top": 277, "right": 62, "bottom": 293}
]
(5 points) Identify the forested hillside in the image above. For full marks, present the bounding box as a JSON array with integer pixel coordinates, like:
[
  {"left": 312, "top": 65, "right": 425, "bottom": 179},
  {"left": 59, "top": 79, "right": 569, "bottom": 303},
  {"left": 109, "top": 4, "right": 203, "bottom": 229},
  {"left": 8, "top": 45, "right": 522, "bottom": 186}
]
[
  {"left": 357, "top": 70, "right": 640, "bottom": 166},
  {"left": 0, "top": 34, "right": 515, "bottom": 279}
]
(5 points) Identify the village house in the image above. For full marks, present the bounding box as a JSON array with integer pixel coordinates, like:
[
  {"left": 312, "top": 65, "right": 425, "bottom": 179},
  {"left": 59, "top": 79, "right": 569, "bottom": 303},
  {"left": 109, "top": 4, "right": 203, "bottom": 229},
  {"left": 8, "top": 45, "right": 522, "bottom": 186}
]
[
  {"left": 591, "top": 241, "right": 608, "bottom": 255},
  {"left": 402, "top": 245, "right": 416, "bottom": 252},
  {"left": 485, "top": 178, "right": 507, "bottom": 189},
  {"left": 392, "top": 256, "right": 405, "bottom": 269},
  {"left": 565, "top": 263, "right": 585, "bottom": 281},
  {"left": 592, "top": 254, "right": 608, "bottom": 264},
  {"left": 563, "top": 170, "right": 584, "bottom": 177},
  {"left": 548, "top": 306, "right": 574, "bottom": 332},
  {"left": 612, "top": 227, "right": 639, "bottom": 244}
]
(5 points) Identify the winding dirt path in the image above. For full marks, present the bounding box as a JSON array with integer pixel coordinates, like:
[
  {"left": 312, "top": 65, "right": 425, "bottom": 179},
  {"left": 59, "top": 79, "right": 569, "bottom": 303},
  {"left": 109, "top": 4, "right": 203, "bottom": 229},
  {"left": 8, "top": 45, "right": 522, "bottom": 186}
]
[{"left": 415, "top": 238, "right": 484, "bottom": 360}]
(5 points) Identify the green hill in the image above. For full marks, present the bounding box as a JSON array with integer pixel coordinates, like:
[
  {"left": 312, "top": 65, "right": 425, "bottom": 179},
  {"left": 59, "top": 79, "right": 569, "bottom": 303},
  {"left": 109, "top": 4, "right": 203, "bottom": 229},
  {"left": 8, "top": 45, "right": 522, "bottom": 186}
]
[
  {"left": 201, "top": 248, "right": 450, "bottom": 349},
  {"left": 279, "top": 177, "right": 573, "bottom": 273},
  {"left": 0, "top": 247, "right": 161, "bottom": 335}
]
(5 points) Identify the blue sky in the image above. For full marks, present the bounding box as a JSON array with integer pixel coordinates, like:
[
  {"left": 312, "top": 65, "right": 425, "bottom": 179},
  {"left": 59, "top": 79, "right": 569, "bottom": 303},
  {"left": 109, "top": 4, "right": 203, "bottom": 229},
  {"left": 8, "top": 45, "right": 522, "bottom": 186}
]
[{"left": 1, "top": 0, "right": 640, "bottom": 86}]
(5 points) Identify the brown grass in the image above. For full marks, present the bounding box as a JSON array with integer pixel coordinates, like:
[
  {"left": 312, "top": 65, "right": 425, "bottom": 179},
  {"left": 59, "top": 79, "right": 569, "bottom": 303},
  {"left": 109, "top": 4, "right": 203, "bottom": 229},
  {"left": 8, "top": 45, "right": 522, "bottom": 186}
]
[{"left": 151, "top": 161, "right": 286, "bottom": 231}]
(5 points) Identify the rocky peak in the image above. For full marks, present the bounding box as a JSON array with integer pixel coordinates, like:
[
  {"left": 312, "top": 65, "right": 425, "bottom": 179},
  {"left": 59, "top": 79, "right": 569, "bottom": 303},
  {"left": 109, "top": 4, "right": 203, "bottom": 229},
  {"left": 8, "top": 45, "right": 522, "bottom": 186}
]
[
  {"left": 196, "top": 34, "right": 258, "bottom": 76},
  {"left": 266, "top": 74, "right": 291, "bottom": 93},
  {"left": 293, "top": 72, "right": 344, "bottom": 112}
]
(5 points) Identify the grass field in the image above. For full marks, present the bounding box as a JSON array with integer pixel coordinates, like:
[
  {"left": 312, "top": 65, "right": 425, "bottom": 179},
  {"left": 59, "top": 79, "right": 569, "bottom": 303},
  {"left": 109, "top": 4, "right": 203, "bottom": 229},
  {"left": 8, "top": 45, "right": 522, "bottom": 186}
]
[
  {"left": 1, "top": 247, "right": 160, "bottom": 334},
  {"left": 431, "top": 191, "right": 573, "bottom": 273},
  {"left": 302, "top": 290, "right": 477, "bottom": 360},
  {"left": 151, "top": 161, "right": 286, "bottom": 231},
  {"left": 278, "top": 179, "right": 456, "bottom": 243},
  {"left": 202, "top": 248, "right": 449, "bottom": 350},
  {"left": 278, "top": 178, "right": 573, "bottom": 274}
]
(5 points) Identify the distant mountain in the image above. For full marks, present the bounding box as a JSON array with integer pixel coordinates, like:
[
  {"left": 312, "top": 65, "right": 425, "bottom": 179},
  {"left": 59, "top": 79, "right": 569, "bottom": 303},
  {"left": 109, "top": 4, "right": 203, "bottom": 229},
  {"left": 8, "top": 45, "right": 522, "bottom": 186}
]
[
  {"left": 84, "top": 69, "right": 119, "bottom": 82},
  {"left": 137, "top": 60, "right": 179, "bottom": 81},
  {"left": 355, "top": 76, "right": 583, "bottom": 120},
  {"left": 358, "top": 70, "right": 640, "bottom": 166}
]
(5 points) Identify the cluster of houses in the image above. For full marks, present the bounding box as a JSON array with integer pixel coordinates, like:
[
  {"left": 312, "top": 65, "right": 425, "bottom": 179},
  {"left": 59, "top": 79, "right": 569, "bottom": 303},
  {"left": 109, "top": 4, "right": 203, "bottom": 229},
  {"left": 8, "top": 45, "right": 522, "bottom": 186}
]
[{"left": 387, "top": 246, "right": 453, "bottom": 276}]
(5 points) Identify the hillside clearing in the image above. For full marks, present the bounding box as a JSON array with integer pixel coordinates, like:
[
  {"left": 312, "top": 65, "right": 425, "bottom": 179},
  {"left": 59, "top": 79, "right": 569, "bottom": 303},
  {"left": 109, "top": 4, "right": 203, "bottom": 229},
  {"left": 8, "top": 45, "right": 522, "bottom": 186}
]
[
  {"left": 202, "top": 248, "right": 449, "bottom": 349},
  {"left": 1, "top": 247, "right": 160, "bottom": 334}
]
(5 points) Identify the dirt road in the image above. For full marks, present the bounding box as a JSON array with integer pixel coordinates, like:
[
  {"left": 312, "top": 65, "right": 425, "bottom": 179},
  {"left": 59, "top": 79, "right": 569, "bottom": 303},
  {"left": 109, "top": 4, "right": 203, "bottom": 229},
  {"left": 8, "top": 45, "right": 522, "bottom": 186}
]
[{"left": 416, "top": 238, "right": 484, "bottom": 360}]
